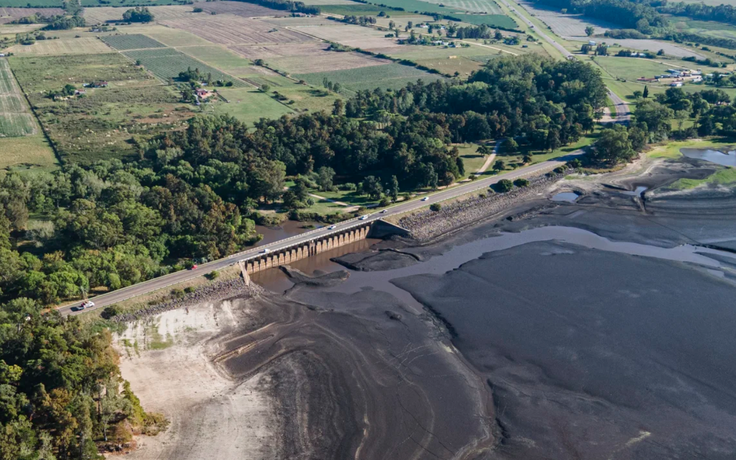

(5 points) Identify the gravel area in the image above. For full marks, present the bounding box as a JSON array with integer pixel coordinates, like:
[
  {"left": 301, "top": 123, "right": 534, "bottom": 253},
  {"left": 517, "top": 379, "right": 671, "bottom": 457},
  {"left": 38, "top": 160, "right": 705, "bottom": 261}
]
[
  {"left": 111, "top": 278, "right": 260, "bottom": 323},
  {"left": 400, "top": 171, "right": 568, "bottom": 241}
]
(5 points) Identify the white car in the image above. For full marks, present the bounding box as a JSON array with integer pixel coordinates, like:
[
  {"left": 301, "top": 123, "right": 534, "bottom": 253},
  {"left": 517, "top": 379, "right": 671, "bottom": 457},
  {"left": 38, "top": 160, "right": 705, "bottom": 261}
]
[
  {"left": 421, "top": 197, "right": 429, "bottom": 201},
  {"left": 327, "top": 225, "right": 336, "bottom": 230},
  {"left": 261, "top": 248, "right": 271, "bottom": 254},
  {"left": 359, "top": 215, "right": 369, "bottom": 220},
  {"left": 379, "top": 209, "right": 387, "bottom": 214}
]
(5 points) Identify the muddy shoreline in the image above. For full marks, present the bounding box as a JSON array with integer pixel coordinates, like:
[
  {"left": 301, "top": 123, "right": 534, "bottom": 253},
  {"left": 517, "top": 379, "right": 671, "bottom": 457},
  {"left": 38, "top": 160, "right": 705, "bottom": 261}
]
[{"left": 117, "top": 156, "right": 736, "bottom": 459}]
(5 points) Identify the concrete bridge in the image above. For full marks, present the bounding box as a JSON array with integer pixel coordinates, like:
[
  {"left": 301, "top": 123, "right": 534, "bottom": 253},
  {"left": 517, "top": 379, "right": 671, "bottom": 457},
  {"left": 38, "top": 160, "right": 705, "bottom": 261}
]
[{"left": 243, "top": 222, "right": 374, "bottom": 274}]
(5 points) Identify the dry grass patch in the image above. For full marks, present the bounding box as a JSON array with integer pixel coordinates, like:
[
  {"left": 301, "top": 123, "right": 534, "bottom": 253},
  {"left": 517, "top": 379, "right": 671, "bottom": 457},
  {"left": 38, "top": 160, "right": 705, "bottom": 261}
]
[
  {"left": 0, "top": 135, "right": 57, "bottom": 171},
  {"left": 294, "top": 23, "right": 402, "bottom": 51},
  {"left": 0, "top": 7, "right": 64, "bottom": 23},
  {"left": 7, "top": 37, "right": 112, "bottom": 56},
  {"left": 162, "top": 15, "right": 314, "bottom": 45},
  {"left": 228, "top": 42, "right": 327, "bottom": 60},
  {"left": 270, "top": 50, "right": 389, "bottom": 74}
]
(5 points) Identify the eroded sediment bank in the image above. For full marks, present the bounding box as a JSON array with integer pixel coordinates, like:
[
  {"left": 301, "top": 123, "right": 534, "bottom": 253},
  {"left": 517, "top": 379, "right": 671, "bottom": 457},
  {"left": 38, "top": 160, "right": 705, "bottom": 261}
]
[{"left": 118, "top": 155, "right": 736, "bottom": 459}]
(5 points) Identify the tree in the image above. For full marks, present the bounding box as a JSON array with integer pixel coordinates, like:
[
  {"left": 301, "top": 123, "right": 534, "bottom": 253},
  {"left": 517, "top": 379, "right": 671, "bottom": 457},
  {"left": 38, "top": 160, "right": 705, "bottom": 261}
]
[
  {"left": 360, "top": 176, "right": 383, "bottom": 200},
  {"left": 503, "top": 139, "right": 518, "bottom": 155},
  {"left": 493, "top": 159, "right": 506, "bottom": 172},
  {"left": 122, "top": 7, "right": 154, "bottom": 22},
  {"left": 643, "top": 85, "right": 649, "bottom": 98},
  {"left": 389, "top": 175, "right": 399, "bottom": 201},
  {"left": 592, "top": 125, "right": 636, "bottom": 164},
  {"left": 316, "top": 166, "right": 336, "bottom": 192},
  {"left": 585, "top": 26, "right": 595, "bottom": 36},
  {"left": 657, "top": 49, "right": 665, "bottom": 56},
  {"left": 332, "top": 99, "right": 344, "bottom": 116},
  {"left": 260, "top": 84, "right": 270, "bottom": 93}
]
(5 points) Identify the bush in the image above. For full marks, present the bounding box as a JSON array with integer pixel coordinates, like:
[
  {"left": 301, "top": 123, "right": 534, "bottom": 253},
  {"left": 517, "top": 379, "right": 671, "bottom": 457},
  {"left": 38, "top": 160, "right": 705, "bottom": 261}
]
[
  {"left": 513, "top": 178, "right": 529, "bottom": 187},
  {"left": 206, "top": 270, "right": 219, "bottom": 280},
  {"left": 101, "top": 305, "right": 121, "bottom": 319},
  {"left": 184, "top": 286, "right": 196, "bottom": 294},
  {"left": 493, "top": 179, "right": 513, "bottom": 193},
  {"left": 170, "top": 288, "right": 185, "bottom": 299},
  {"left": 430, "top": 203, "right": 442, "bottom": 211}
]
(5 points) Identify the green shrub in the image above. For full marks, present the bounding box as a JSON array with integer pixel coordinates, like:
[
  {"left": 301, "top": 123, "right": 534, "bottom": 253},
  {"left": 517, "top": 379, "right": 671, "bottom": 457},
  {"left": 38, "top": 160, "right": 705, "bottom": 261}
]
[
  {"left": 184, "top": 286, "right": 196, "bottom": 294},
  {"left": 206, "top": 270, "right": 219, "bottom": 281},
  {"left": 513, "top": 178, "right": 530, "bottom": 187},
  {"left": 430, "top": 203, "right": 442, "bottom": 211}
]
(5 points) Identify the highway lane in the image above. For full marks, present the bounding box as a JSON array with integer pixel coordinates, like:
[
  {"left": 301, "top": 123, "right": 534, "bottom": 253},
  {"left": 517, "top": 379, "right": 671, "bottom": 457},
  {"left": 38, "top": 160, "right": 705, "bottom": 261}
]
[{"left": 60, "top": 151, "right": 583, "bottom": 316}]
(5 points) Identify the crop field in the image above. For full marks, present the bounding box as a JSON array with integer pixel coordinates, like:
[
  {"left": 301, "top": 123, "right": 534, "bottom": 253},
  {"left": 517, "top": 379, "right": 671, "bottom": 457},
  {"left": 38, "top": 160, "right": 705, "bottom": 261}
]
[
  {"left": 300, "top": 0, "right": 355, "bottom": 4},
  {"left": 177, "top": 45, "right": 255, "bottom": 75},
  {"left": 423, "top": 0, "right": 503, "bottom": 14},
  {"left": 604, "top": 39, "right": 703, "bottom": 59},
  {"left": 123, "top": 25, "right": 212, "bottom": 47},
  {"left": 102, "top": 34, "right": 167, "bottom": 51},
  {"left": 8, "top": 52, "right": 197, "bottom": 163},
  {"left": 671, "top": 18, "right": 736, "bottom": 42},
  {"left": 296, "top": 62, "right": 445, "bottom": 94},
  {"left": 0, "top": 0, "right": 61, "bottom": 8},
  {"left": 229, "top": 42, "right": 328, "bottom": 60},
  {"left": 294, "top": 23, "right": 403, "bottom": 52},
  {"left": 81, "top": 0, "right": 185, "bottom": 6},
  {"left": 517, "top": 1, "right": 617, "bottom": 38},
  {"left": 270, "top": 50, "right": 389, "bottom": 74},
  {"left": 357, "top": 0, "right": 517, "bottom": 28},
  {"left": 211, "top": 87, "right": 294, "bottom": 124},
  {"left": 318, "top": 4, "right": 419, "bottom": 16},
  {"left": 162, "top": 16, "right": 314, "bottom": 46},
  {"left": 0, "top": 58, "right": 36, "bottom": 138},
  {"left": 0, "top": 23, "right": 44, "bottom": 33},
  {"left": 122, "top": 48, "right": 247, "bottom": 86},
  {"left": 196, "top": 1, "right": 281, "bottom": 16},
  {"left": 8, "top": 37, "right": 113, "bottom": 56},
  {"left": 0, "top": 135, "right": 57, "bottom": 171}
]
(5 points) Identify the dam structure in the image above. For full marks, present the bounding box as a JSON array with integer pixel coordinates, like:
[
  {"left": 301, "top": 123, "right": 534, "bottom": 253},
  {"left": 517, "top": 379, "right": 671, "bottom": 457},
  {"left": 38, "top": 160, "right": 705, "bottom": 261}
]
[{"left": 240, "top": 219, "right": 408, "bottom": 275}]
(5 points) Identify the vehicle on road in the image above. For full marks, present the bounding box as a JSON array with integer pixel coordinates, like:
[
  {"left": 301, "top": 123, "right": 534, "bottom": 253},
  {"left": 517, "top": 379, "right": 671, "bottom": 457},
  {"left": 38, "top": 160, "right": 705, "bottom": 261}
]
[
  {"left": 359, "top": 215, "right": 369, "bottom": 220},
  {"left": 190, "top": 264, "right": 198, "bottom": 270},
  {"left": 422, "top": 197, "right": 429, "bottom": 201},
  {"left": 328, "top": 225, "right": 336, "bottom": 230},
  {"left": 380, "top": 209, "right": 387, "bottom": 214},
  {"left": 73, "top": 300, "right": 95, "bottom": 311},
  {"left": 261, "top": 248, "right": 271, "bottom": 253}
]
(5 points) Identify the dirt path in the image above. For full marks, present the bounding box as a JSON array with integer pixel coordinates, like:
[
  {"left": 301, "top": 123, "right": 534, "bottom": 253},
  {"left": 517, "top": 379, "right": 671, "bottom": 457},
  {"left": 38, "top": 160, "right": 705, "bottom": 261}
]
[{"left": 474, "top": 140, "right": 502, "bottom": 175}]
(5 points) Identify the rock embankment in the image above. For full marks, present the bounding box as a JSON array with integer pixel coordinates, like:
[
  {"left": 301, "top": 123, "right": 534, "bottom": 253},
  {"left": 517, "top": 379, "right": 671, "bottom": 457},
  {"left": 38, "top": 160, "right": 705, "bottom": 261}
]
[
  {"left": 400, "top": 171, "right": 568, "bottom": 241},
  {"left": 111, "top": 278, "right": 260, "bottom": 323}
]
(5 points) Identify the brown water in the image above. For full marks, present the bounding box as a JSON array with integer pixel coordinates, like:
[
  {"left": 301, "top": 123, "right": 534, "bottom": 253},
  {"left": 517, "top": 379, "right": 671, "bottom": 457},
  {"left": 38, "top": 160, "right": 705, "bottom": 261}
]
[{"left": 254, "top": 220, "right": 320, "bottom": 247}]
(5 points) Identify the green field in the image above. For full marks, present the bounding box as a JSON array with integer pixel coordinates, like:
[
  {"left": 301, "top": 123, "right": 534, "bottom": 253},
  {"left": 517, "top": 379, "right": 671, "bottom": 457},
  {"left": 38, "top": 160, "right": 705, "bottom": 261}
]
[
  {"left": 101, "top": 34, "right": 167, "bottom": 51},
  {"left": 0, "top": 58, "right": 36, "bottom": 138},
  {"left": 319, "top": 3, "right": 420, "bottom": 16},
  {"left": 358, "top": 0, "right": 517, "bottom": 28},
  {"left": 122, "top": 48, "right": 247, "bottom": 86},
  {"left": 9, "top": 53, "right": 197, "bottom": 163},
  {"left": 0, "top": 0, "right": 61, "bottom": 5},
  {"left": 177, "top": 45, "right": 254, "bottom": 76},
  {"left": 81, "top": 0, "right": 186, "bottom": 5},
  {"left": 0, "top": 135, "right": 57, "bottom": 172},
  {"left": 210, "top": 87, "right": 294, "bottom": 125},
  {"left": 296, "top": 63, "right": 445, "bottom": 94}
]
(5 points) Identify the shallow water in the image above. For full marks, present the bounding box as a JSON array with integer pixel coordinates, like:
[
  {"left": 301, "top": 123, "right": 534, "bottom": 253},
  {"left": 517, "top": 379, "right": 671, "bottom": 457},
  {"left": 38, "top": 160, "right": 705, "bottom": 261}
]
[
  {"left": 254, "top": 220, "right": 319, "bottom": 247},
  {"left": 255, "top": 226, "right": 735, "bottom": 312},
  {"left": 681, "top": 148, "right": 736, "bottom": 167},
  {"left": 551, "top": 192, "right": 579, "bottom": 202},
  {"left": 622, "top": 185, "right": 648, "bottom": 196}
]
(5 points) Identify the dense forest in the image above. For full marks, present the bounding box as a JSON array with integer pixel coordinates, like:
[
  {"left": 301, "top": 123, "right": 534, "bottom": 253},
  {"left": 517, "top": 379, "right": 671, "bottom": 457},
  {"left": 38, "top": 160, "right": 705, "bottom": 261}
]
[
  {"left": 0, "top": 298, "right": 166, "bottom": 459},
  {"left": 661, "top": 2, "right": 736, "bottom": 27}
]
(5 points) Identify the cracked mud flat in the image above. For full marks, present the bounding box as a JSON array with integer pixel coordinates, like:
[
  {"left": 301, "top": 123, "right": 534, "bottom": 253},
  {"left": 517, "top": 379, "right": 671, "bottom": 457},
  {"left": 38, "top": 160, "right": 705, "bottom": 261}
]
[{"left": 118, "top": 156, "right": 736, "bottom": 459}]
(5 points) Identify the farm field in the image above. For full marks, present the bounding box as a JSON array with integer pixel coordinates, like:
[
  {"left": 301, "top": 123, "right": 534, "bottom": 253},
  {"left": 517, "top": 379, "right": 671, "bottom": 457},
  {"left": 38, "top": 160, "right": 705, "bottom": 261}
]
[
  {"left": 121, "top": 48, "right": 247, "bottom": 86},
  {"left": 293, "top": 23, "right": 403, "bottom": 53},
  {"left": 177, "top": 45, "right": 255, "bottom": 76},
  {"left": 296, "top": 62, "right": 445, "bottom": 94},
  {"left": 81, "top": 0, "right": 187, "bottom": 6},
  {"left": 7, "top": 37, "right": 112, "bottom": 56},
  {"left": 122, "top": 25, "right": 212, "bottom": 47},
  {"left": 101, "top": 34, "right": 167, "bottom": 51},
  {"left": 517, "top": 0, "right": 618, "bottom": 39},
  {"left": 84, "top": 2, "right": 281, "bottom": 23},
  {"left": 422, "top": 0, "right": 503, "bottom": 14},
  {"left": 670, "top": 18, "right": 736, "bottom": 42},
  {"left": 161, "top": 15, "right": 313, "bottom": 46},
  {"left": 0, "top": 58, "right": 37, "bottom": 137},
  {"left": 602, "top": 39, "right": 704, "bottom": 59},
  {"left": 269, "top": 49, "right": 388, "bottom": 74},
  {"left": 9, "top": 53, "right": 197, "bottom": 163},
  {"left": 356, "top": 0, "right": 517, "bottom": 29},
  {"left": 0, "top": 0, "right": 61, "bottom": 8},
  {"left": 210, "top": 87, "right": 293, "bottom": 124},
  {"left": 0, "top": 23, "right": 44, "bottom": 33},
  {"left": 0, "top": 135, "right": 57, "bottom": 172},
  {"left": 318, "top": 4, "right": 420, "bottom": 16}
]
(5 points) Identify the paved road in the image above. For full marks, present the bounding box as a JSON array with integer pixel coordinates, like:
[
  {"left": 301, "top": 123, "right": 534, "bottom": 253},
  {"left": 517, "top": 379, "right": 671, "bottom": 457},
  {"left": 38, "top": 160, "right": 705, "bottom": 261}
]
[{"left": 60, "top": 151, "right": 584, "bottom": 316}]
